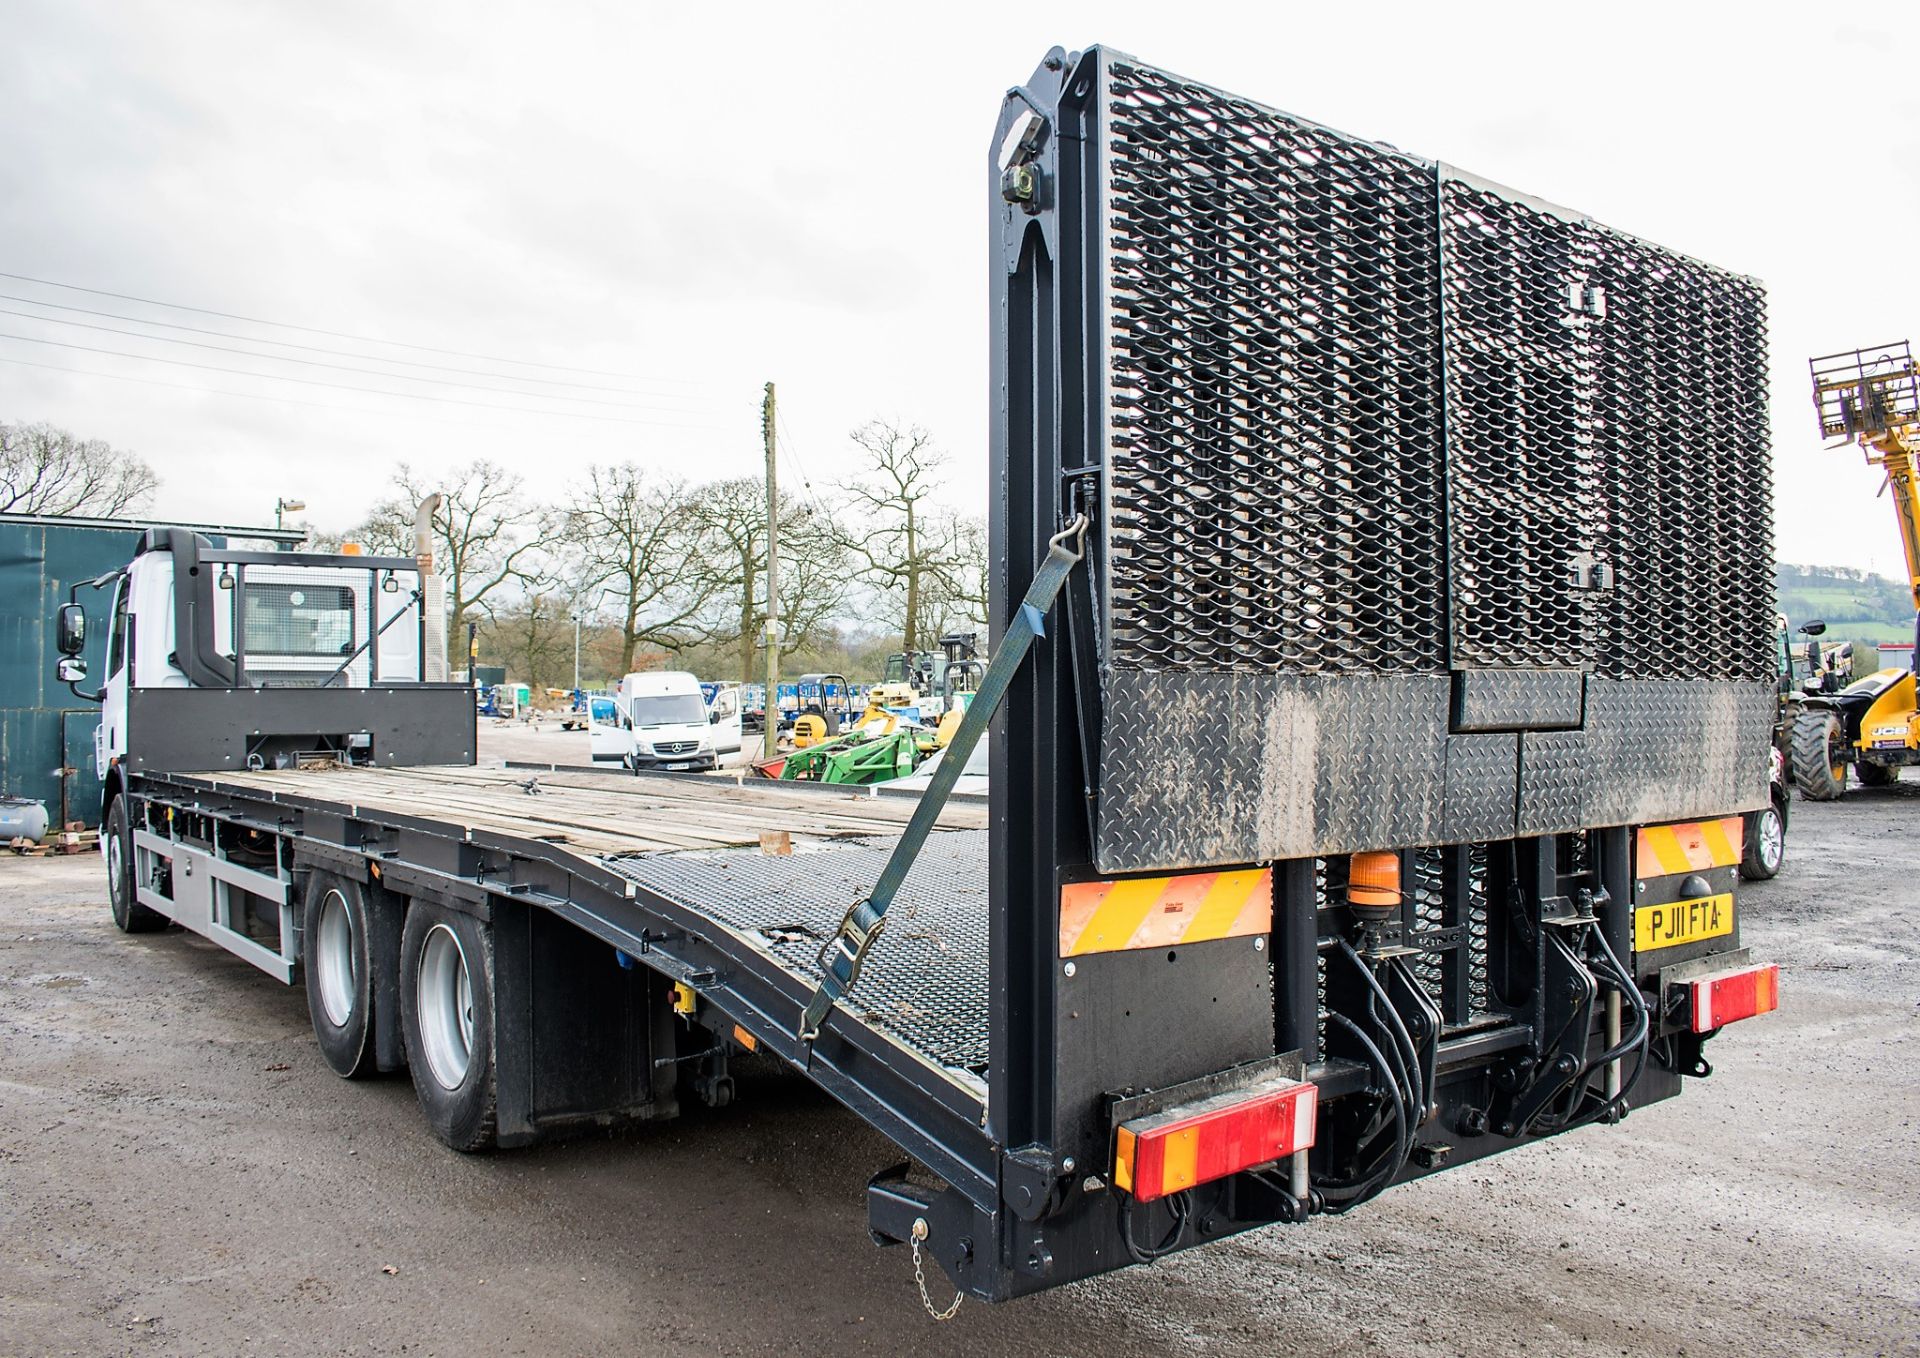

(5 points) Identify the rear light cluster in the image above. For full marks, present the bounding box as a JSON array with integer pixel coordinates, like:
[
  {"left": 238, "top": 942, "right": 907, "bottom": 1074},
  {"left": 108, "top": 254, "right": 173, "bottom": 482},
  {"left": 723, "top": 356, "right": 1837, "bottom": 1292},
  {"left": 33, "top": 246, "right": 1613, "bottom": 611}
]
[
  {"left": 1684, "top": 962, "right": 1779, "bottom": 1032},
  {"left": 1113, "top": 1079, "right": 1318, "bottom": 1203}
]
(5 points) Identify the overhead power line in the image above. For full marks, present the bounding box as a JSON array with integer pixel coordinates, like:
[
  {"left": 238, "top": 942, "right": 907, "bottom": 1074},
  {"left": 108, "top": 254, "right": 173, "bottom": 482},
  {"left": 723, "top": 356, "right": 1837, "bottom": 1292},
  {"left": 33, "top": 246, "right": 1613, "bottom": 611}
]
[
  {"left": 0, "top": 331, "right": 733, "bottom": 430},
  {"left": 0, "top": 269, "right": 724, "bottom": 388},
  {"left": 0, "top": 305, "right": 709, "bottom": 414},
  {"left": 775, "top": 409, "right": 833, "bottom": 522},
  {"left": 0, "top": 352, "right": 549, "bottom": 432},
  {"left": 0, "top": 291, "right": 714, "bottom": 401}
]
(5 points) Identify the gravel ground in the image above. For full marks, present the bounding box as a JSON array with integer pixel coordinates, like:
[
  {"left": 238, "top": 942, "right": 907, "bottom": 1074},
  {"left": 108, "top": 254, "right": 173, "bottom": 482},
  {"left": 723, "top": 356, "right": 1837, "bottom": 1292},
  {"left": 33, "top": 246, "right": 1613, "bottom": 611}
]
[{"left": 1, "top": 792, "right": 1915, "bottom": 1356}]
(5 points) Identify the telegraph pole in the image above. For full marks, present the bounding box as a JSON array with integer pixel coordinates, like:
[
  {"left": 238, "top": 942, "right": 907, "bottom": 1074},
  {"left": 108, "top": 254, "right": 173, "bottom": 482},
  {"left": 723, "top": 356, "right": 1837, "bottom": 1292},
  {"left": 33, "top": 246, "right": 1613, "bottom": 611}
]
[{"left": 763, "top": 382, "right": 780, "bottom": 760}]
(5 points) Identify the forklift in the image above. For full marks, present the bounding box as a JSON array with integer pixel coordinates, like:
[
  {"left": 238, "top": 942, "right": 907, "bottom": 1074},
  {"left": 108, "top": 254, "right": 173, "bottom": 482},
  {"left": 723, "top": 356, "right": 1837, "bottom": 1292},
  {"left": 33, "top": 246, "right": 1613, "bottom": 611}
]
[{"left": 1792, "top": 341, "right": 1920, "bottom": 798}]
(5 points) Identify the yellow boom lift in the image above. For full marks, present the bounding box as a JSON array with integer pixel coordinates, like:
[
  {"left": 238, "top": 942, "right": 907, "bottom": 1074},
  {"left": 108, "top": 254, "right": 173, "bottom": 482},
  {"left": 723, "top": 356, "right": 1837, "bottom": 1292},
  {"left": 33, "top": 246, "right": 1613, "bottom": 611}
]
[{"left": 1794, "top": 341, "right": 1920, "bottom": 797}]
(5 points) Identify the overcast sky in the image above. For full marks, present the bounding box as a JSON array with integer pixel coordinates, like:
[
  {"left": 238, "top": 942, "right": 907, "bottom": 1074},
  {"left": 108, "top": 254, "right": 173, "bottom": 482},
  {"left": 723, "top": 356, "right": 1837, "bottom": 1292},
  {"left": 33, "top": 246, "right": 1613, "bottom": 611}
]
[{"left": 3, "top": 3, "right": 1916, "bottom": 575}]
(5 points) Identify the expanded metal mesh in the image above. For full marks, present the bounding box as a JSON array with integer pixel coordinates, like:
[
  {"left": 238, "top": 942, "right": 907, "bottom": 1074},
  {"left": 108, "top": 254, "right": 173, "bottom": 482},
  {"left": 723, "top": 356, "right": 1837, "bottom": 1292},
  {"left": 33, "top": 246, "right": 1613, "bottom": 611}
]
[
  {"left": 1440, "top": 180, "right": 1600, "bottom": 671},
  {"left": 1098, "top": 55, "right": 1771, "bottom": 686},
  {"left": 1103, "top": 58, "right": 1448, "bottom": 675},
  {"left": 1466, "top": 843, "right": 1491, "bottom": 1017},
  {"left": 1588, "top": 232, "right": 1773, "bottom": 681},
  {"left": 1409, "top": 848, "right": 1448, "bottom": 997}
]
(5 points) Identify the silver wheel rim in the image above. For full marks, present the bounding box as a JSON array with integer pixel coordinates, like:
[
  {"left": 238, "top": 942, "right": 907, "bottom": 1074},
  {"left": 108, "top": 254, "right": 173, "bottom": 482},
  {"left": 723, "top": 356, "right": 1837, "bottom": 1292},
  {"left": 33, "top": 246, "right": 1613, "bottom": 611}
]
[
  {"left": 315, "top": 889, "right": 357, "bottom": 1028},
  {"left": 418, "top": 923, "right": 475, "bottom": 1090},
  {"left": 1759, "top": 809, "right": 1785, "bottom": 871},
  {"left": 106, "top": 829, "right": 124, "bottom": 902}
]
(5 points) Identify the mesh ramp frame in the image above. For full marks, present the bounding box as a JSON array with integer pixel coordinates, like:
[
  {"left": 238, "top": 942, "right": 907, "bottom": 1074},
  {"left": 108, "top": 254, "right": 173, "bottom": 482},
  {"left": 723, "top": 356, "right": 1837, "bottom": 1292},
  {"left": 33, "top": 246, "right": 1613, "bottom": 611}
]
[{"left": 1081, "top": 50, "right": 1773, "bottom": 872}]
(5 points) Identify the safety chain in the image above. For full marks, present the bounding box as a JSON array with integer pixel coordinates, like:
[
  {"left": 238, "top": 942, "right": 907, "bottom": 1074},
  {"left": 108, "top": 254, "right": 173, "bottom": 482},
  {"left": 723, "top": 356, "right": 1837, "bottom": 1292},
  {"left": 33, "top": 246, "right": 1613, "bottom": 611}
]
[{"left": 910, "top": 1219, "right": 963, "bottom": 1321}]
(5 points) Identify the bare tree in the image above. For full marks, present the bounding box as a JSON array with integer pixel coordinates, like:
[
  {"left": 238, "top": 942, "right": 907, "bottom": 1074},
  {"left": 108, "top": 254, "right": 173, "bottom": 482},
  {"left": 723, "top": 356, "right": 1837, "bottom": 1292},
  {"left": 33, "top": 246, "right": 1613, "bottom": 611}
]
[
  {"left": 838, "top": 420, "right": 979, "bottom": 653},
  {"left": 479, "top": 590, "right": 577, "bottom": 693},
  {"left": 0, "top": 421, "right": 159, "bottom": 516},
  {"left": 359, "top": 461, "right": 553, "bottom": 656},
  {"left": 914, "top": 508, "right": 989, "bottom": 640},
  {"left": 564, "top": 463, "right": 708, "bottom": 675},
  {"left": 685, "top": 477, "right": 848, "bottom": 684}
]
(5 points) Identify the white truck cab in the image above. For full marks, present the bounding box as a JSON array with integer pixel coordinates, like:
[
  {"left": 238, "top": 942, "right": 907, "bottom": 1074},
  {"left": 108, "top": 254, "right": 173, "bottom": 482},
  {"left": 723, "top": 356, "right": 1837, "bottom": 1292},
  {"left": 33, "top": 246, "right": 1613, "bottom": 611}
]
[
  {"left": 591, "top": 670, "right": 720, "bottom": 773},
  {"left": 61, "top": 529, "right": 449, "bottom": 784}
]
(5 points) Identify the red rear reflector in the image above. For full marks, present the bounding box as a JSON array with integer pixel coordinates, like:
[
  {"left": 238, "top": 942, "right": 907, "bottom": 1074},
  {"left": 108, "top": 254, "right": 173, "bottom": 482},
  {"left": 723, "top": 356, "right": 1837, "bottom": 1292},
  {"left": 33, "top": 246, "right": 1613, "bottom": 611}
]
[
  {"left": 1114, "top": 1079, "right": 1317, "bottom": 1203},
  {"left": 1687, "top": 962, "right": 1779, "bottom": 1032}
]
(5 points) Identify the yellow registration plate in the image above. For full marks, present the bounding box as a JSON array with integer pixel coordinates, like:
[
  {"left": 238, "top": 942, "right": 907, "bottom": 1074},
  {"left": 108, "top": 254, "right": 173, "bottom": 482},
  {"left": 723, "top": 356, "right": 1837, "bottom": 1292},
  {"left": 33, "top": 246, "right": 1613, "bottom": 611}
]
[{"left": 1634, "top": 893, "right": 1733, "bottom": 952}]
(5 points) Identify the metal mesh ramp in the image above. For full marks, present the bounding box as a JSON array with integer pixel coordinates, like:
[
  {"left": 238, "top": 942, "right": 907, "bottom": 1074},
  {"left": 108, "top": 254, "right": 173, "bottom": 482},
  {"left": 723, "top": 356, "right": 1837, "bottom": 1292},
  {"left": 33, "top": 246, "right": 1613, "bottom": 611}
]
[
  {"left": 600, "top": 831, "right": 990, "bottom": 1075},
  {"left": 1077, "top": 50, "right": 1774, "bottom": 871}
]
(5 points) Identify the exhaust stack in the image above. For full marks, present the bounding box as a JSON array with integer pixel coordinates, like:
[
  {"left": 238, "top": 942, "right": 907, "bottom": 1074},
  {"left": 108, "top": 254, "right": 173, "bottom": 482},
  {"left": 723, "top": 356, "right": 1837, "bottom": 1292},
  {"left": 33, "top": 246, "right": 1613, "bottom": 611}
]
[{"left": 414, "top": 495, "right": 448, "bottom": 682}]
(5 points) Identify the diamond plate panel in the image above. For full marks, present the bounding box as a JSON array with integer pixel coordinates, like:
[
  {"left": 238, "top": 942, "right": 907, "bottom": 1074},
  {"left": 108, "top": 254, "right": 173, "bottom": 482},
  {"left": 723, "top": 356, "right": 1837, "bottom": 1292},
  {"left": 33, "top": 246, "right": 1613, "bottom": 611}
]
[
  {"left": 1094, "top": 672, "right": 1452, "bottom": 872},
  {"left": 1451, "top": 669, "right": 1585, "bottom": 732},
  {"left": 1516, "top": 730, "right": 1590, "bottom": 833},
  {"left": 1515, "top": 680, "right": 1776, "bottom": 836},
  {"left": 1441, "top": 732, "right": 1521, "bottom": 844}
]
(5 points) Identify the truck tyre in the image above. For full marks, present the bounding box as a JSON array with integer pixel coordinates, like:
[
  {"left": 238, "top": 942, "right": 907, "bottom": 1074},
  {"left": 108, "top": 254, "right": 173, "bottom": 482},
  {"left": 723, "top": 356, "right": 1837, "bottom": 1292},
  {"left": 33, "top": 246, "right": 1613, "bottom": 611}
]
[
  {"left": 1855, "top": 761, "right": 1898, "bottom": 788},
  {"left": 399, "top": 900, "right": 498, "bottom": 1152},
  {"left": 1739, "top": 798, "right": 1786, "bottom": 881},
  {"left": 1790, "top": 710, "right": 1848, "bottom": 801},
  {"left": 105, "top": 797, "right": 167, "bottom": 934},
  {"left": 303, "top": 872, "right": 376, "bottom": 1078}
]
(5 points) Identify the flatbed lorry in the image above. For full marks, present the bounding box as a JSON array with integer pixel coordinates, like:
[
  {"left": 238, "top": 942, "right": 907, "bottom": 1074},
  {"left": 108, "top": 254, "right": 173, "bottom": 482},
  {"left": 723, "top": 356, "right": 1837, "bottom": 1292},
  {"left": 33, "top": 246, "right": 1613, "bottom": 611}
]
[{"left": 52, "top": 46, "right": 1779, "bottom": 1307}]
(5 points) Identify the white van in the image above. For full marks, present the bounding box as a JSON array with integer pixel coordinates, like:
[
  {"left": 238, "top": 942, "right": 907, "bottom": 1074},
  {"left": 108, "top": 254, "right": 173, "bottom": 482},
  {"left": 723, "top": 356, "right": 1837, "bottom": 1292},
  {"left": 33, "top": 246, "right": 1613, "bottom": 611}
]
[
  {"left": 704, "top": 682, "right": 743, "bottom": 758},
  {"left": 589, "top": 671, "right": 718, "bottom": 773}
]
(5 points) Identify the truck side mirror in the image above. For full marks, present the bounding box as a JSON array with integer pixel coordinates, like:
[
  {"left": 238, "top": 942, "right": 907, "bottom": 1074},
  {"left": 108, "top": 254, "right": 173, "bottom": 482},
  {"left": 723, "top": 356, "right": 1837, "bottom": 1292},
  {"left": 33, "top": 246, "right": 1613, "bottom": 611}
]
[
  {"left": 1799, "top": 619, "right": 1827, "bottom": 637},
  {"left": 57, "top": 656, "right": 88, "bottom": 683},
  {"left": 56, "top": 603, "right": 87, "bottom": 657}
]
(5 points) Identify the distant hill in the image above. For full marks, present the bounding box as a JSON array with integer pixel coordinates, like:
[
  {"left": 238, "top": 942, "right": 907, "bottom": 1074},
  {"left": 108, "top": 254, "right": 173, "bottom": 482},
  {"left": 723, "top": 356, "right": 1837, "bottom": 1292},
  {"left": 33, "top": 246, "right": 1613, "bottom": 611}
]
[{"left": 1776, "top": 563, "right": 1915, "bottom": 644}]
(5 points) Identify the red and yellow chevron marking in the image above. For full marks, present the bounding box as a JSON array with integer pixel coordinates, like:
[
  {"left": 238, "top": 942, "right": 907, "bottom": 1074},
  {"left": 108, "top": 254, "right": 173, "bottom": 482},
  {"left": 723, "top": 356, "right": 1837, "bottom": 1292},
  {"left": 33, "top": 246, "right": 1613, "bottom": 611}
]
[
  {"left": 1635, "top": 816, "right": 1744, "bottom": 880},
  {"left": 1059, "top": 868, "right": 1271, "bottom": 958}
]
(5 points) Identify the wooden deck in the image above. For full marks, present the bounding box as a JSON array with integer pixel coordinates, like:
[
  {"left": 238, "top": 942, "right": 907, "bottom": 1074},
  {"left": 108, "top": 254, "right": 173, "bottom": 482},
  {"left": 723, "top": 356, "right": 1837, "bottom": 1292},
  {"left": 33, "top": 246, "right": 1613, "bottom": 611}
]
[{"left": 199, "top": 764, "right": 984, "bottom": 857}]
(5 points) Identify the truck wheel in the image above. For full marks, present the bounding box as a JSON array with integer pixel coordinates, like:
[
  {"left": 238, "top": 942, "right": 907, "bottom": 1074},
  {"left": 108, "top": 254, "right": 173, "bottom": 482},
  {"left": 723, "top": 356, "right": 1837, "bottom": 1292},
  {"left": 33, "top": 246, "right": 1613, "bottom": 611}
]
[
  {"left": 303, "top": 873, "right": 376, "bottom": 1078},
  {"left": 105, "top": 798, "right": 167, "bottom": 934},
  {"left": 1739, "top": 801, "right": 1785, "bottom": 881},
  {"left": 400, "top": 901, "right": 497, "bottom": 1151},
  {"left": 1856, "top": 761, "right": 1898, "bottom": 788},
  {"left": 1790, "top": 710, "right": 1848, "bottom": 801}
]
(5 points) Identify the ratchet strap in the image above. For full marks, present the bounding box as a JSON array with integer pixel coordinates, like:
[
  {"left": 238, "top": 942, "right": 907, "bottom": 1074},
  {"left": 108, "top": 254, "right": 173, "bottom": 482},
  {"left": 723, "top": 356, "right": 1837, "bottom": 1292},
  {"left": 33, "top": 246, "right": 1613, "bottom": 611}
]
[{"left": 799, "top": 514, "right": 1089, "bottom": 1044}]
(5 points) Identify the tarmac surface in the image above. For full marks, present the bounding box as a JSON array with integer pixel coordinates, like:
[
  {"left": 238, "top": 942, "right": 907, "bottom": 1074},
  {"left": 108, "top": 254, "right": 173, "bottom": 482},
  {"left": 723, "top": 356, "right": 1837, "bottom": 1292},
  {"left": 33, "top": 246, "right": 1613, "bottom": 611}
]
[{"left": 1, "top": 784, "right": 1915, "bottom": 1356}]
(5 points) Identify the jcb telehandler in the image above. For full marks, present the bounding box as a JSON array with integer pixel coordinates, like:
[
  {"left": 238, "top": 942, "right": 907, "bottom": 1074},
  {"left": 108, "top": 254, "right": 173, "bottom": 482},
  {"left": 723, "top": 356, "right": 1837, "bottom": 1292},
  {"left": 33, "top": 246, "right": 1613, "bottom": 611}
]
[{"left": 1793, "top": 342, "right": 1920, "bottom": 798}]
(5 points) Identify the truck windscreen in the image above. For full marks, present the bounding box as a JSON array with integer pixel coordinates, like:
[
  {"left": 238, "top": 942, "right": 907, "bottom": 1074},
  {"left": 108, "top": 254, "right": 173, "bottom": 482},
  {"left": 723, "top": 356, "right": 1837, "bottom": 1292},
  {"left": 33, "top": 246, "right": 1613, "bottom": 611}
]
[
  {"left": 244, "top": 583, "right": 356, "bottom": 656},
  {"left": 631, "top": 694, "right": 705, "bottom": 726}
]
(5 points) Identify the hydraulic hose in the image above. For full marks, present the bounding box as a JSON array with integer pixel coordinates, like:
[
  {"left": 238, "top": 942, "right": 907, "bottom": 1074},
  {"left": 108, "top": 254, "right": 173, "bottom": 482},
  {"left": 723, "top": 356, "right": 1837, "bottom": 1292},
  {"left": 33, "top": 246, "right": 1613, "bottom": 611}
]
[
  {"left": 1340, "top": 941, "right": 1427, "bottom": 1121},
  {"left": 1318, "top": 1012, "right": 1412, "bottom": 1212}
]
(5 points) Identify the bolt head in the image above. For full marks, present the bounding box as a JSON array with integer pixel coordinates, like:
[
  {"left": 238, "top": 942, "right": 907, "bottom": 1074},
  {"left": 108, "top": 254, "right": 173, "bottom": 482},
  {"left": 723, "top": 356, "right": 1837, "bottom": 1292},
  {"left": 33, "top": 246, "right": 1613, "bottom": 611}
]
[
  {"left": 1063, "top": 961, "right": 1076, "bottom": 978},
  {"left": 911, "top": 1217, "right": 929, "bottom": 1242}
]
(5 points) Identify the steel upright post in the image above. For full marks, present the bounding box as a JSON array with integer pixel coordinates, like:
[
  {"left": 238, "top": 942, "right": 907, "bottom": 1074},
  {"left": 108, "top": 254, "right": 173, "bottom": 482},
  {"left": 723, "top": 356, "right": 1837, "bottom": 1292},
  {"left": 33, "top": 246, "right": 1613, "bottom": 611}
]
[{"left": 763, "top": 382, "right": 780, "bottom": 760}]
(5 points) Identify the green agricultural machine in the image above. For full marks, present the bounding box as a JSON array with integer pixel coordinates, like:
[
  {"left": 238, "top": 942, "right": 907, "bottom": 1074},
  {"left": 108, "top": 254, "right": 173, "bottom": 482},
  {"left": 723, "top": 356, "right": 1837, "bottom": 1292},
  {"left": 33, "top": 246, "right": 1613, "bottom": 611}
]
[{"left": 756, "top": 727, "right": 921, "bottom": 785}]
